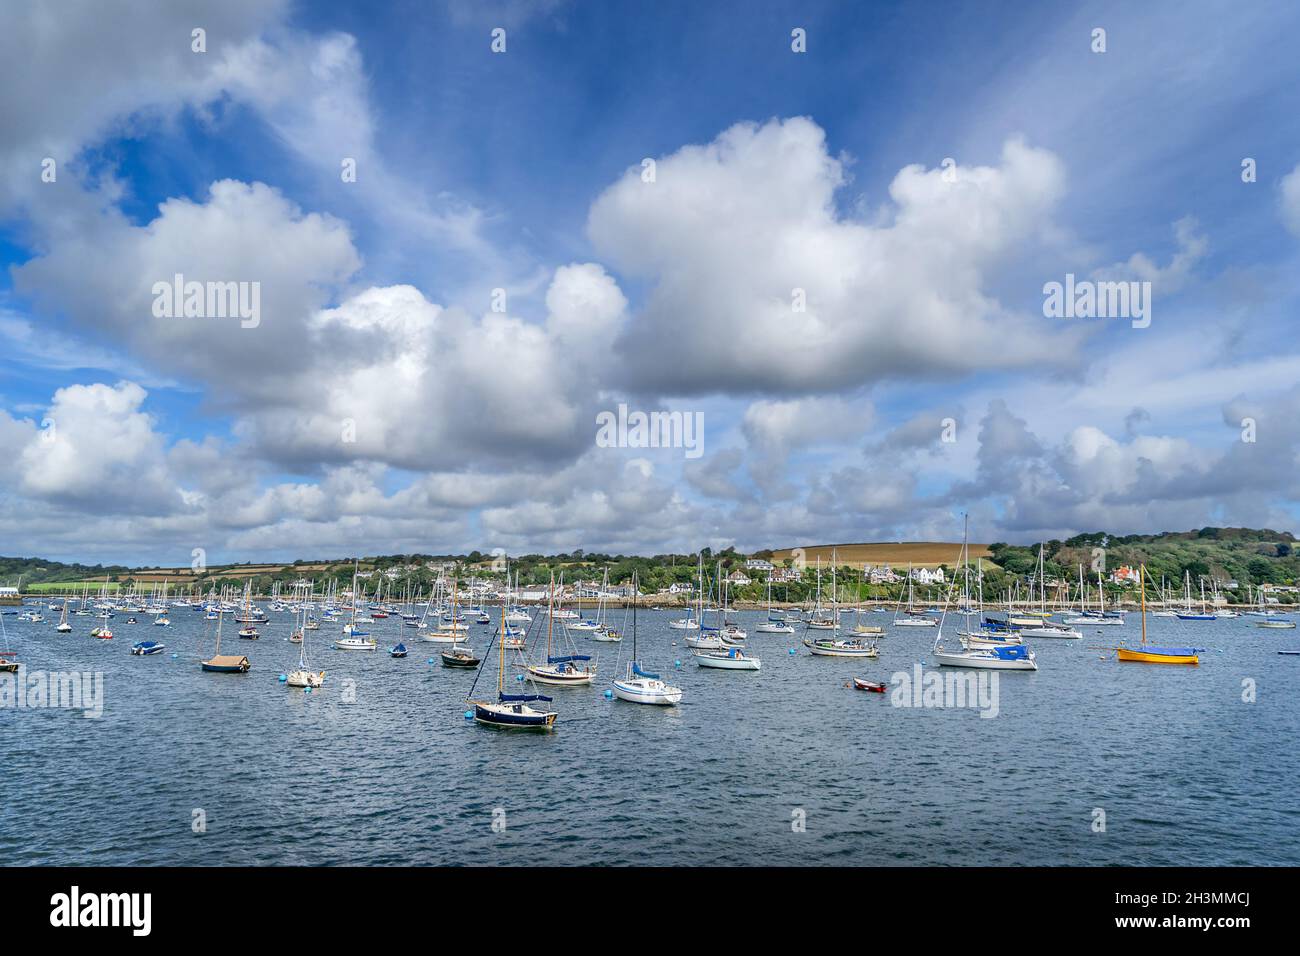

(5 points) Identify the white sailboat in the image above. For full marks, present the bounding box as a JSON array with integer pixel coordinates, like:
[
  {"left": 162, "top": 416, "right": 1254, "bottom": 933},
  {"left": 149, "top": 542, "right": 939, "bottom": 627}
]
[
  {"left": 755, "top": 578, "right": 794, "bottom": 633},
  {"left": 932, "top": 516, "right": 1038, "bottom": 671},
  {"left": 336, "top": 563, "right": 379, "bottom": 650},
  {"left": 669, "top": 555, "right": 704, "bottom": 630},
  {"left": 612, "top": 571, "right": 682, "bottom": 705},
  {"left": 526, "top": 575, "right": 596, "bottom": 686},
  {"left": 893, "top": 563, "right": 938, "bottom": 627},
  {"left": 286, "top": 602, "right": 325, "bottom": 688}
]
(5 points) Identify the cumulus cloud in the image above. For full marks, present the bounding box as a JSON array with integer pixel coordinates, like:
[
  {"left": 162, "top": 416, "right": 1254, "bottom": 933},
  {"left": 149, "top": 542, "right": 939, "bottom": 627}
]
[
  {"left": 232, "top": 262, "right": 627, "bottom": 470},
  {"left": 589, "top": 118, "right": 1077, "bottom": 396},
  {"left": 16, "top": 382, "right": 182, "bottom": 514},
  {"left": 15, "top": 179, "right": 361, "bottom": 393}
]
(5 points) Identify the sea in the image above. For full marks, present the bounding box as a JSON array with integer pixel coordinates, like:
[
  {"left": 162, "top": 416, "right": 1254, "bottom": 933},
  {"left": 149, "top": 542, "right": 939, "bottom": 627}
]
[{"left": 2, "top": 605, "right": 1297, "bottom": 866}]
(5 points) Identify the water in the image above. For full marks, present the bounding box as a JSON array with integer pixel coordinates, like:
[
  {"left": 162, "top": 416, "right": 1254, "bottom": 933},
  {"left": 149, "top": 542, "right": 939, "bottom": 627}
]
[{"left": 2, "top": 607, "right": 1298, "bottom": 865}]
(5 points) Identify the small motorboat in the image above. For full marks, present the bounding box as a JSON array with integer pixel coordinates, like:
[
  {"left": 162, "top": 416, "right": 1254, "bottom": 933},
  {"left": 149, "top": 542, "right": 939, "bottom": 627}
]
[
  {"left": 1256, "top": 618, "right": 1296, "bottom": 629},
  {"left": 852, "top": 677, "right": 887, "bottom": 693},
  {"left": 126, "top": 617, "right": 138, "bottom": 625},
  {"left": 238, "top": 626, "right": 260, "bottom": 640},
  {"left": 1278, "top": 650, "right": 1300, "bottom": 655},
  {"left": 390, "top": 643, "right": 408, "bottom": 658},
  {"left": 131, "top": 640, "right": 165, "bottom": 656}
]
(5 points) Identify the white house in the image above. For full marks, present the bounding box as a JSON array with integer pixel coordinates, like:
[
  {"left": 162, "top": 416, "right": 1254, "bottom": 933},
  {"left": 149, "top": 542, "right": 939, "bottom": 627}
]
[
  {"left": 727, "top": 571, "right": 752, "bottom": 586},
  {"left": 909, "top": 567, "right": 945, "bottom": 585},
  {"left": 745, "top": 558, "right": 774, "bottom": 572}
]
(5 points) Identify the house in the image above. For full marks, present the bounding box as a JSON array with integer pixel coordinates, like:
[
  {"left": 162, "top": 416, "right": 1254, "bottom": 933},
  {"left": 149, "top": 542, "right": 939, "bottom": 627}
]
[
  {"left": 770, "top": 566, "right": 802, "bottom": 583},
  {"left": 1110, "top": 566, "right": 1141, "bottom": 585},
  {"left": 744, "top": 558, "right": 774, "bottom": 572},
  {"left": 727, "top": 571, "right": 752, "bottom": 586},
  {"left": 665, "top": 582, "right": 694, "bottom": 594},
  {"left": 909, "top": 567, "right": 945, "bottom": 585},
  {"left": 866, "top": 564, "right": 899, "bottom": 584}
]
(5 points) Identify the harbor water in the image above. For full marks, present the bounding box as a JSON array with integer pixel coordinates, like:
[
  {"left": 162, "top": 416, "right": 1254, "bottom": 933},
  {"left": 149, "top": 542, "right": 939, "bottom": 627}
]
[{"left": 2, "top": 608, "right": 1297, "bottom": 865}]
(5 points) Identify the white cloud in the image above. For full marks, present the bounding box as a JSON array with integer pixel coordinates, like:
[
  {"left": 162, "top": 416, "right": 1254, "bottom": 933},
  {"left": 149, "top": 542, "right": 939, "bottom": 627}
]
[
  {"left": 17, "top": 382, "right": 181, "bottom": 514},
  {"left": 589, "top": 118, "right": 1078, "bottom": 395}
]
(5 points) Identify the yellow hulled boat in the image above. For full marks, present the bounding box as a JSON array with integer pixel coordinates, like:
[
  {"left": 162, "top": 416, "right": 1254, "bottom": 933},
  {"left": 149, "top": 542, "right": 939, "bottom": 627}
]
[
  {"left": 1117, "top": 646, "right": 1198, "bottom": 665},
  {"left": 1117, "top": 565, "right": 1199, "bottom": 665}
]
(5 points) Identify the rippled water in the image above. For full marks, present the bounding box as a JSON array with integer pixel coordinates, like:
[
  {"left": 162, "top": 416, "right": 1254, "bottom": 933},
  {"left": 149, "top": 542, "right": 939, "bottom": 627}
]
[{"left": 2, "top": 606, "right": 1298, "bottom": 865}]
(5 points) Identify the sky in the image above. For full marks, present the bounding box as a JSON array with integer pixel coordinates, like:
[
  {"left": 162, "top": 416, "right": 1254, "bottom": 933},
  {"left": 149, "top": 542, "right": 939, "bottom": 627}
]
[{"left": 3, "top": 0, "right": 1300, "bottom": 566}]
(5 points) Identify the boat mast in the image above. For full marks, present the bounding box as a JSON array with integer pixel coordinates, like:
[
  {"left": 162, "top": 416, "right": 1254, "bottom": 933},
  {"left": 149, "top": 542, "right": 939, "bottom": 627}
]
[
  {"left": 1139, "top": 564, "right": 1148, "bottom": 648},
  {"left": 497, "top": 601, "right": 506, "bottom": 697}
]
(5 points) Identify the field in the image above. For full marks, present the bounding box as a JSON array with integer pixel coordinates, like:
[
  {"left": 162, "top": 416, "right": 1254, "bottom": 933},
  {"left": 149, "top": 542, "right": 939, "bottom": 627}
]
[
  {"left": 25, "top": 581, "right": 122, "bottom": 592},
  {"left": 769, "top": 542, "right": 990, "bottom": 568}
]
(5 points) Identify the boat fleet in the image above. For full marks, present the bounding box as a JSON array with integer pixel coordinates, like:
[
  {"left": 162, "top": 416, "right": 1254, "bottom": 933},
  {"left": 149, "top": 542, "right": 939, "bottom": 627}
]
[{"left": 5, "top": 531, "right": 1297, "bottom": 719}]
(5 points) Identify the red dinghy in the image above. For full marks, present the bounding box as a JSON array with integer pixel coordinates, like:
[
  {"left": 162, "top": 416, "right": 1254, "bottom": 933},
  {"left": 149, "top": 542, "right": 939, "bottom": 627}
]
[{"left": 852, "top": 677, "right": 887, "bottom": 693}]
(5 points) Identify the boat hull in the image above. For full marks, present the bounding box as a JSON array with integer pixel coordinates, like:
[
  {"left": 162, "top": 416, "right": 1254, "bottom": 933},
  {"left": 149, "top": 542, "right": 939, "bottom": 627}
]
[
  {"left": 201, "top": 656, "right": 250, "bottom": 673},
  {"left": 932, "top": 650, "right": 1037, "bottom": 670},
  {"left": 611, "top": 678, "right": 682, "bottom": 705},
  {"left": 804, "top": 638, "right": 879, "bottom": 657},
  {"left": 334, "top": 639, "right": 377, "bottom": 651},
  {"left": 1116, "top": 647, "right": 1199, "bottom": 665},
  {"left": 693, "top": 652, "right": 761, "bottom": 670},
  {"left": 473, "top": 701, "right": 556, "bottom": 729},
  {"left": 526, "top": 665, "right": 596, "bottom": 686}
]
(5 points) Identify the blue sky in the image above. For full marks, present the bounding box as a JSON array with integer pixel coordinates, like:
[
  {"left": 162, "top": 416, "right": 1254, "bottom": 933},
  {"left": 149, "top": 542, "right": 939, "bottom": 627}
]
[{"left": 3, "top": 0, "right": 1300, "bottom": 565}]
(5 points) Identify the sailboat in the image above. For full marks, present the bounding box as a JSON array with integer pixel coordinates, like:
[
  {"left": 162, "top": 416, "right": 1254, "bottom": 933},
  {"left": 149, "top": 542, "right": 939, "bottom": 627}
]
[
  {"left": 236, "top": 582, "right": 260, "bottom": 639},
  {"left": 56, "top": 598, "right": 72, "bottom": 633},
  {"left": 201, "top": 609, "right": 250, "bottom": 673},
  {"left": 286, "top": 602, "right": 325, "bottom": 688},
  {"left": 932, "top": 516, "right": 1038, "bottom": 670},
  {"left": 467, "top": 604, "right": 557, "bottom": 729},
  {"left": 420, "top": 576, "right": 469, "bottom": 644},
  {"left": 669, "top": 555, "right": 703, "bottom": 630},
  {"left": 525, "top": 575, "right": 596, "bottom": 685},
  {"left": 803, "top": 560, "right": 879, "bottom": 657},
  {"left": 1175, "top": 571, "right": 1215, "bottom": 621},
  {"left": 590, "top": 571, "right": 624, "bottom": 642},
  {"left": 755, "top": 578, "right": 794, "bottom": 633},
  {"left": 89, "top": 609, "right": 114, "bottom": 640},
  {"left": 0, "top": 613, "right": 18, "bottom": 673},
  {"left": 1117, "top": 565, "right": 1200, "bottom": 664},
  {"left": 612, "top": 571, "right": 682, "bottom": 704},
  {"left": 893, "top": 564, "right": 938, "bottom": 627},
  {"left": 684, "top": 566, "right": 726, "bottom": 649},
  {"left": 336, "top": 563, "right": 379, "bottom": 650},
  {"left": 807, "top": 558, "right": 837, "bottom": 629},
  {"left": 1012, "top": 546, "right": 1082, "bottom": 638}
]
